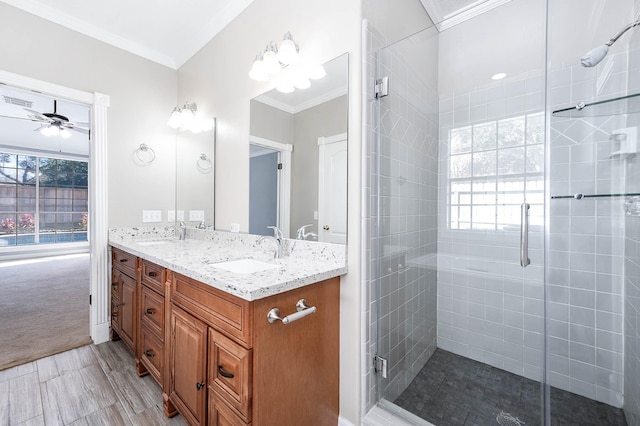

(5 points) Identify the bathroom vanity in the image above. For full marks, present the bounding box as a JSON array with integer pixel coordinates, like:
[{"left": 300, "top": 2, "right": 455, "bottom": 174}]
[{"left": 109, "top": 230, "right": 346, "bottom": 426}]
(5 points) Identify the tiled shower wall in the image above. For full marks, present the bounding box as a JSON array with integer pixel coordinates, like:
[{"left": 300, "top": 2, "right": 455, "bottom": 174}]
[
  {"left": 436, "top": 71, "right": 547, "bottom": 382},
  {"left": 545, "top": 48, "right": 633, "bottom": 406},
  {"left": 363, "top": 20, "right": 440, "bottom": 408}
]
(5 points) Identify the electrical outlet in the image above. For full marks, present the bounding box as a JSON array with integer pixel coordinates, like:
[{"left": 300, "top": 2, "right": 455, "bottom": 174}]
[
  {"left": 168, "top": 210, "right": 176, "bottom": 222},
  {"left": 189, "top": 210, "right": 205, "bottom": 221},
  {"left": 177, "top": 210, "right": 184, "bottom": 221},
  {"left": 142, "top": 210, "right": 162, "bottom": 223},
  {"left": 230, "top": 223, "right": 240, "bottom": 233}
]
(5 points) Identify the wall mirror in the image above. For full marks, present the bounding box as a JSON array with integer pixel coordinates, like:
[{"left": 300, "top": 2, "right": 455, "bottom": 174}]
[
  {"left": 249, "top": 53, "right": 348, "bottom": 244},
  {"left": 175, "top": 127, "right": 215, "bottom": 228}
]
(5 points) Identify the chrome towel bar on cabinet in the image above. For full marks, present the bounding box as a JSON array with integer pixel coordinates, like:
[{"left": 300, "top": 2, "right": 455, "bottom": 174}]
[{"left": 267, "top": 299, "right": 316, "bottom": 324}]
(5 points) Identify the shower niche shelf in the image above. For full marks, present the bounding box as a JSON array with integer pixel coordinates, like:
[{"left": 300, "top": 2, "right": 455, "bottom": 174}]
[{"left": 552, "top": 92, "right": 640, "bottom": 118}]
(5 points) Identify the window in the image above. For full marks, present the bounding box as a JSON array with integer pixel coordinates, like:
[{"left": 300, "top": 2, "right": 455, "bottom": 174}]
[
  {"left": 0, "top": 153, "right": 88, "bottom": 246},
  {"left": 449, "top": 112, "right": 544, "bottom": 230}
]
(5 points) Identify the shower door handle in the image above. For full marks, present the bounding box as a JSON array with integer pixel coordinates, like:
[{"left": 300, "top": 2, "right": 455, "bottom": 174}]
[{"left": 520, "top": 203, "right": 530, "bottom": 268}]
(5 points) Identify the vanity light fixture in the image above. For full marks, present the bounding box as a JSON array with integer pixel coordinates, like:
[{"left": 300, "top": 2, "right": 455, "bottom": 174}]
[
  {"left": 167, "top": 102, "right": 215, "bottom": 134},
  {"left": 249, "top": 32, "right": 300, "bottom": 82}
]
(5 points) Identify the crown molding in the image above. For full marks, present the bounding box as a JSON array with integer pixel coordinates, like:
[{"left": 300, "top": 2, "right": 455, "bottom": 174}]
[{"left": 257, "top": 85, "right": 348, "bottom": 115}]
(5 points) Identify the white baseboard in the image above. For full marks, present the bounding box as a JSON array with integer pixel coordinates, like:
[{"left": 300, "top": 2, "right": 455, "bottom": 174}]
[
  {"left": 92, "top": 321, "right": 110, "bottom": 344},
  {"left": 339, "top": 416, "right": 356, "bottom": 426}
]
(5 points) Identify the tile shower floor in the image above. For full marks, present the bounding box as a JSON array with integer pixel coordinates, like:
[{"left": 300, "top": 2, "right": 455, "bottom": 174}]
[{"left": 394, "top": 349, "right": 627, "bottom": 426}]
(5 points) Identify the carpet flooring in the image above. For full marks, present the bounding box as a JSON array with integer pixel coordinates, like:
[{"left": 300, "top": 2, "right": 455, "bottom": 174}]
[
  {"left": 394, "top": 349, "right": 627, "bottom": 426},
  {"left": 0, "top": 254, "right": 91, "bottom": 371}
]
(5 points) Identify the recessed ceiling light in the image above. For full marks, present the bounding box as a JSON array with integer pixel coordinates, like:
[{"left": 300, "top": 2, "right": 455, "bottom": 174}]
[{"left": 492, "top": 73, "right": 507, "bottom": 80}]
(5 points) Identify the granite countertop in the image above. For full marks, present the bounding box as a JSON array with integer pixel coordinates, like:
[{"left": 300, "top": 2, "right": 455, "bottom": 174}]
[{"left": 109, "top": 227, "right": 348, "bottom": 301}]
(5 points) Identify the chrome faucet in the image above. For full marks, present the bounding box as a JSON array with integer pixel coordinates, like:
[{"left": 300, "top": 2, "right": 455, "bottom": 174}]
[
  {"left": 178, "top": 221, "right": 186, "bottom": 240},
  {"left": 197, "top": 219, "right": 207, "bottom": 229},
  {"left": 258, "top": 226, "right": 283, "bottom": 258},
  {"left": 296, "top": 224, "right": 318, "bottom": 240}
]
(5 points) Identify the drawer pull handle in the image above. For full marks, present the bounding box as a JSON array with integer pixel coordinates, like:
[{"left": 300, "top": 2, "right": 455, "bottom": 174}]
[
  {"left": 146, "top": 308, "right": 155, "bottom": 315},
  {"left": 119, "top": 258, "right": 128, "bottom": 263},
  {"left": 196, "top": 382, "right": 205, "bottom": 391},
  {"left": 218, "top": 366, "right": 234, "bottom": 379},
  {"left": 148, "top": 271, "right": 158, "bottom": 277},
  {"left": 144, "top": 349, "right": 155, "bottom": 358},
  {"left": 267, "top": 299, "right": 316, "bottom": 325},
  {"left": 111, "top": 313, "right": 118, "bottom": 318}
]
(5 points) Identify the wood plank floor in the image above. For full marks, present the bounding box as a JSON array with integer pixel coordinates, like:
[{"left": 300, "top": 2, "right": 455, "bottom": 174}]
[{"left": 0, "top": 340, "right": 187, "bottom": 425}]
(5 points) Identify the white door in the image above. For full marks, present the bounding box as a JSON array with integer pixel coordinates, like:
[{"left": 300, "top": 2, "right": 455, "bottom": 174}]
[{"left": 318, "top": 133, "right": 347, "bottom": 244}]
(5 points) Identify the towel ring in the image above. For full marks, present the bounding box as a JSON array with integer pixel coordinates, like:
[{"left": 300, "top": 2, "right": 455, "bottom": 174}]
[
  {"left": 197, "top": 153, "right": 212, "bottom": 172},
  {"left": 135, "top": 144, "right": 156, "bottom": 164}
]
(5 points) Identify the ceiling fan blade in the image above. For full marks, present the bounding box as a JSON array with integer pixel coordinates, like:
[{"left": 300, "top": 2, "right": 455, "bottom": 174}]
[
  {"left": 69, "top": 126, "right": 89, "bottom": 135},
  {"left": 0, "top": 114, "right": 34, "bottom": 122},
  {"left": 23, "top": 108, "right": 51, "bottom": 123}
]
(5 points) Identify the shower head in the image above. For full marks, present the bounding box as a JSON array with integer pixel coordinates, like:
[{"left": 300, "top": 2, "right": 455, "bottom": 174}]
[
  {"left": 581, "top": 19, "right": 640, "bottom": 67},
  {"left": 581, "top": 44, "right": 609, "bottom": 67}
]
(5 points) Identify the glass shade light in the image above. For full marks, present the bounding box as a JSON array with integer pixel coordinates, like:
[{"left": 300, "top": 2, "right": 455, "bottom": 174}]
[
  {"left": 167, "top": 108, "right": 181, "bottom": 128},
  {"left": 263, "top": 42, "right": 281, "bottom": 74},
  {"left": 276, "top": 82, "right": 295, "bottom": 93},
  {"left": 308, "top": 65, "right": 326, "bottom": 80},
  {"left": 60, "top": 128, "right": 72, "bottom": 139},
  {"left": 249, "top": 53, "right": 268, "bottom": 81},
  {"left": 293, "top": 77, "right": 311, "bottom": 89},
  {"left": 277, "top": 32, "right": 299, "bottom": 65}
]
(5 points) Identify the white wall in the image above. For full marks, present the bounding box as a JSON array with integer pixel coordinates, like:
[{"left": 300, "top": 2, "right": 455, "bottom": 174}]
[
  {"left": 0, "top": 3, "right": 178, "bottom": 229},
  {"left": 176, "top": 0, "right": 363, "bottom": 422}
]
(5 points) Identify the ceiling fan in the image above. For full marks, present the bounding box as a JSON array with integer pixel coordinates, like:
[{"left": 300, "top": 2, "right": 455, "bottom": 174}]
[{"left": 24, "top": 100, "right": 89, "bottom": 138}]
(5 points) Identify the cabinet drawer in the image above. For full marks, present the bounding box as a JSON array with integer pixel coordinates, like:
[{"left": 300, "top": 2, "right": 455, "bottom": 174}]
[
  {"left": 139, "top": 325, "right": 164, "bottom": 386},
  {"left": 209, "top": 329, "right": 252, "bottom": 422},
  {"left": 172, "top": 273, "right": 252, "bottom": 346},
  {"left": 140, "top": 285, "right": 165, "bottom": 337},
  {"left": 111, "top": 247, "right": 137, "bottom": 277},
  {"left": 141, "top": 260, "right": 165, "bottom": 295},
  {"left": 208, "top": 393, "right": 251, "bottom": 426}
]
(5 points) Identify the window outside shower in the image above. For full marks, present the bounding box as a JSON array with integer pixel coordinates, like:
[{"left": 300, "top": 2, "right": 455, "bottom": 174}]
[
  {"left": 0, "top": 152, "right": 88, "bottom": 246},
  {"left": 449, "top": 111, "right": 544, "bottom": 230}
]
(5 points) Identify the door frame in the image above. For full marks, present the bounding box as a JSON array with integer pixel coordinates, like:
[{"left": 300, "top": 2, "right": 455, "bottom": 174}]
[
  {"left": 249, "top": 135, "right": 293, "bottom": 238},
  {"left": 0, "top": 69, "right": 111, "bottom": 344}
]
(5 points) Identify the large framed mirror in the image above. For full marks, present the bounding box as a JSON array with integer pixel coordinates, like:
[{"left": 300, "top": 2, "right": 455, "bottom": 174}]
[{"left": 249, "top": 53, "right": 348, "bottom": 244}]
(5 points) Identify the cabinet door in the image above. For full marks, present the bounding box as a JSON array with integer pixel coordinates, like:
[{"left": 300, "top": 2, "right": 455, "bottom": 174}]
[
  {"left": 119, "top": 272, "right": 136, "bottom": 352},
  {"left": 170, "top": 306, "right": 208, "bottom": 426}
]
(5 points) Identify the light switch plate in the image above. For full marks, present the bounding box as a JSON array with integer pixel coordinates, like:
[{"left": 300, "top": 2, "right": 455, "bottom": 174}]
[
  {"left": 230, "top": 223, "right": 240, "bottom": 233},
  {"left": 168, "top": 210, "right": 175, "bottom": 222},
  {"left": 142, "top": 210, "right": 162, "bottom": 223}
]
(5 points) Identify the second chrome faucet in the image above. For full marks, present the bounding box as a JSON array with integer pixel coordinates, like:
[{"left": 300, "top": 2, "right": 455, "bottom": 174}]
[{"left": 258, "top": 226, "right": 283, "bottom": 258}]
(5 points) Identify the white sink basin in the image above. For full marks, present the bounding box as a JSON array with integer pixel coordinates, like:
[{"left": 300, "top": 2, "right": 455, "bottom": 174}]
[
  {"left": 136, "top": 240, "right": 171, "bottom": 246},
  {"left": 212, "top": 258, "right": 280, "bottom": 274}
]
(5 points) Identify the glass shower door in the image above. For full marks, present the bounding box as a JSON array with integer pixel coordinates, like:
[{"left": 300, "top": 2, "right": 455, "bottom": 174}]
[{"left": 373, "top": 13, "right": 547, "bottom": 426}]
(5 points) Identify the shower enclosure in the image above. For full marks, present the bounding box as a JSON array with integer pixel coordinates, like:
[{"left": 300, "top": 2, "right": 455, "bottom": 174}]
[{"left": 365, "top": 0, "right": 640, "bottom": 424}]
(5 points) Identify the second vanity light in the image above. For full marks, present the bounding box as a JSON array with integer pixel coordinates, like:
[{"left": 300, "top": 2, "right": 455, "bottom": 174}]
[{"left": 167, "top": 102, "right": 215, "bottom": 134}]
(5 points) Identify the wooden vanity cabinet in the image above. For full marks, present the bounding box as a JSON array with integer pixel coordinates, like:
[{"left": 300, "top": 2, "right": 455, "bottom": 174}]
[
  {"left": 136, "top": 259, "right": 167, "bottom": 386},
  {"left": 166, "top": 272, "right": 339, "bottom": 426},
  {"left": 111, "top": 247, "right": 138, "bottom": 353}
]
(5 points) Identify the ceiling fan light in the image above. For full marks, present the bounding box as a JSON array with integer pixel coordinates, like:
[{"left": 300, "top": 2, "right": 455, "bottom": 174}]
[
  {"left": 60, "top": 128, "right": 72, "bottom": 139},
  {"left": 277, "top": 32, "right": 299, "bottom": 65}
]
